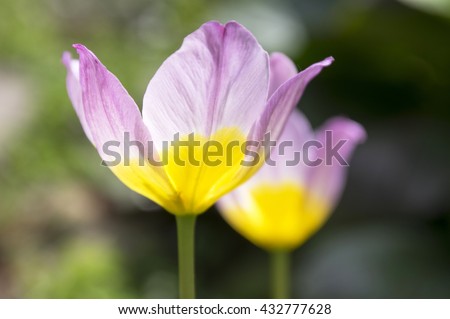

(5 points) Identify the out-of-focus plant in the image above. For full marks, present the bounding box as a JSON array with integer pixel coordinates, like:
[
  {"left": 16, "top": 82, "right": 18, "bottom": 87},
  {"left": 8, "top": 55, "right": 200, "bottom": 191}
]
[{"left": 17, "top": 239, "right": 133, "bottom": 298}]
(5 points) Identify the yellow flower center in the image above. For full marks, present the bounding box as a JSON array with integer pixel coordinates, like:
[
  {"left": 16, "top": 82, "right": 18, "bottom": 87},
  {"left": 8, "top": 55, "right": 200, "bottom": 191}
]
[{"left": 110, "top": 127, "right": 259, "bottom": 215}]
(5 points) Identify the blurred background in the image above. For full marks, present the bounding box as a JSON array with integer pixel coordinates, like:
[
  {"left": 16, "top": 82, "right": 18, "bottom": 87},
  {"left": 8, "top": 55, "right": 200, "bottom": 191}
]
[{"left": 0, "top": 0, "right": 449, "bottom": 298}]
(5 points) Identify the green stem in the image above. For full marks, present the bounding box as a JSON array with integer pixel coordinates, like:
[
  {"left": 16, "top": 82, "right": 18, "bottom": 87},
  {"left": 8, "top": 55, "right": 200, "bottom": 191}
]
[
  {"left": 270, "top": 249, "right": 291, "bottom": 299},
  {"left": 176, "top": 214, "right": 197, "bottom": 299}
]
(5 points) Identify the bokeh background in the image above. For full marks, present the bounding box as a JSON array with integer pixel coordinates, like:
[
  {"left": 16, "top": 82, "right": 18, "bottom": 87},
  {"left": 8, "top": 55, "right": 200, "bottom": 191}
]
[{"left": 1, "top": 0, "right": 449, "bottom": 298}]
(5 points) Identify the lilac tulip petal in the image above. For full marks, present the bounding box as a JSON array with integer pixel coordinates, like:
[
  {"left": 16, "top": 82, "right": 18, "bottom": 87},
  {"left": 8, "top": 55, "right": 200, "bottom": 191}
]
[
  {"left": 142, "top": 21, "right": 269, "bottom": 147},
  {"left": 68, "top": 45, "right": 177, "bottom": 209},
  {"left": 62, "top": 52, "right": 94, "bottom": 144},
  {"left": 268, "top": 52, "right": 298, "bottom": 97},
  {"left": 307, "top": 117, "right": 367, "bottom": 209},
  {"left": 250, "top": 109, "right": 313, "bottom": 186},
  {"left": 73, "top": 44, "right": 151, "bottom": 154},
  {"left": 250, "top": 57, "right": 334, "bottom": 143}
]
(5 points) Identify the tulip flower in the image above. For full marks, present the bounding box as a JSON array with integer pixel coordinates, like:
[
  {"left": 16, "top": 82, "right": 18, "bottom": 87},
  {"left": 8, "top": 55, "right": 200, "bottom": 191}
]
[
  {"left": 62, "top": 20, "right": 332, "bottom": 298},
  {"left": 217, "top": 106, "right": 366, "bottom": 297}
]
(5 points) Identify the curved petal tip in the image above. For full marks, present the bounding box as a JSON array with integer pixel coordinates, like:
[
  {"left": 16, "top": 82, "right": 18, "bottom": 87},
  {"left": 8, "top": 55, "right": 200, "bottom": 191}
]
[
  {"left": 72, "top": 44, "right": 92, "bottom": 57},
  {"left": 321, "top": 56, "right": 334, "bottom": 66},
  {"left": 72, "top": 43, "right": 85, "bottom": 50}
]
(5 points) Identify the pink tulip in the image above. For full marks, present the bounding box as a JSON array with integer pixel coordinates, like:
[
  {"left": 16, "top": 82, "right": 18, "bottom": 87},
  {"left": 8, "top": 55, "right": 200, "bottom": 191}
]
[{"left": 63, "top": 21, "right": 332, "bottom": 216}]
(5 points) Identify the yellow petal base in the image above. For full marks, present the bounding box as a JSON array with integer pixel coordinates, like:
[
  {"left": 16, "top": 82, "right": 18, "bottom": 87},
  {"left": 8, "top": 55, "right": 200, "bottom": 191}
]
[
  {"left": 109, "top": 127, "right": 260, "bottom": 215},
  {"left": 223, "top": 183, "right": 329, "bottom": 250}
]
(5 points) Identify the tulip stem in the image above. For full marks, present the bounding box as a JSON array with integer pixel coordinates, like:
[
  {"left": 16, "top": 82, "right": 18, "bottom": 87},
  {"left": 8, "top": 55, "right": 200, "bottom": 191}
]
[
  {"left": 270, "top": 249, "right": 290, "bottom": 299},
  {"left": 176, "top": 214, "right": 197, "bottom": 299}
]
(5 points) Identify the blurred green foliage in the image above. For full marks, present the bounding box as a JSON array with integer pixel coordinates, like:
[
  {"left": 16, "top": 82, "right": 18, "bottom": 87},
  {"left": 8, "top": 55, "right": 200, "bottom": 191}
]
[{"left": 17, "top": 239, "right": 133, "bottom": 298}]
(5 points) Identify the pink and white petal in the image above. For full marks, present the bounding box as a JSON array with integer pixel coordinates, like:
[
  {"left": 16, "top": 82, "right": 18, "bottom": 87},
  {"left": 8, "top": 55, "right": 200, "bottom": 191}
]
[
  {"left": 62, "top": 51, "right": 93, "bottom": 144},
  {"left": 250, "top": 57, "right": 334, "bottom": 144},
  {"left": 249, "top": 109, "right": 313, "bottom": 187},
  {"left": 268, "top": 52, "right": 298, "bottom": 97},
  {"left": 142, "top": 21, "right": 269, "bottom": 148},
  {"left": 306, "top": 117, "right": 366, "bottom": 209},
  {"left": 71, "top": 44, "right": 176, "bottom": 207},
  {"left": 74, "top": 44, "right": 151, "bottom": 158}
]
